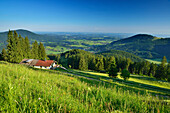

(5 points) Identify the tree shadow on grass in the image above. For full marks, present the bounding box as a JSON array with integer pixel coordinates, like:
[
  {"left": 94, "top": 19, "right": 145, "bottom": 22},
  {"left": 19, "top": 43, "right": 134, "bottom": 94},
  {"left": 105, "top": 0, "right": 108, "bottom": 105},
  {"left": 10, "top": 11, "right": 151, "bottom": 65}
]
[
  {"left": 70, "top": 70, "right": 170, "bottom": 98},
  {"left": 25, "top": 65, "right": 170, "bottom": 99},
  {"left": 130, "top": 74, "right": 168, "bottom": 82}
]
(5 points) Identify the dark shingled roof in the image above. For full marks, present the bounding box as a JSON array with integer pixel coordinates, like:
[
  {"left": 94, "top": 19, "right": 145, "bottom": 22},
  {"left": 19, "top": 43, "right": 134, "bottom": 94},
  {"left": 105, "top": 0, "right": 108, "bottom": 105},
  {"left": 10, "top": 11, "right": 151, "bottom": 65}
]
[{"left": 19, "top": 59, "right": 39, "bottom": 66}]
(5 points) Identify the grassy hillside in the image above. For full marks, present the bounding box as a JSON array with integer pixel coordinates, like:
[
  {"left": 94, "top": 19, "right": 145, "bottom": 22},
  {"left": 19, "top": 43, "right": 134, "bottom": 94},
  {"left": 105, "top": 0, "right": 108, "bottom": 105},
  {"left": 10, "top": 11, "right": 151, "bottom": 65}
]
[
  {"left": 93, "top": 34, "right": 170, "bottom": 59},
  {"left": 0, "top": 61, "right": 169, "bottom": 112}
]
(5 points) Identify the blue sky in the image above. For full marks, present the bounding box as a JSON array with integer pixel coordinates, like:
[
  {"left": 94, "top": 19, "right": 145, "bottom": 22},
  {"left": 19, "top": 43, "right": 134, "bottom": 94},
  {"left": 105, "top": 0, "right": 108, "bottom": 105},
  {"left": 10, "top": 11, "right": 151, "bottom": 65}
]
[{"left": 0, "top": 0, "right": 170, "bottom": 34}]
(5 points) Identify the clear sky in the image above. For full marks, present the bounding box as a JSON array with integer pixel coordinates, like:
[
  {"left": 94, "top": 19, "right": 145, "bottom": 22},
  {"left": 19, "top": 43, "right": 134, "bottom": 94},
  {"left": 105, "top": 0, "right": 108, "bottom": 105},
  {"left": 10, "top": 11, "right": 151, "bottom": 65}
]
[{"left": 0, "top": 0, "right": 170, "bottom": 34}]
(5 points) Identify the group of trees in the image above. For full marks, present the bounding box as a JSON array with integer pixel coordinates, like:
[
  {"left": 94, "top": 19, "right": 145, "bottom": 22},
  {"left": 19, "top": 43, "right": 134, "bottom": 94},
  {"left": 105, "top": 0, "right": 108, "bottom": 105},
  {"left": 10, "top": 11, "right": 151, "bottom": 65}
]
[
  {"left": 0, "top": 30, "right": 47, "bottom": 63},
  {"left": 129, "top": 56, "right": 169, "bottom": 81},
  {"left": 55, "top": 49, "right": 169, "bottom": 81}
]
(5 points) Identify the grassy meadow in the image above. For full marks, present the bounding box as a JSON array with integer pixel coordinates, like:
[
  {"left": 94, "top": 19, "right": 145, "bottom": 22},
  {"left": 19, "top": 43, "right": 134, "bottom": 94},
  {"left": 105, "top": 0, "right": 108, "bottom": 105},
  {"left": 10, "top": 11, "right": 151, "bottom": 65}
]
[{"left": 0, "top": 61, "right": 169, "bottom": 112}]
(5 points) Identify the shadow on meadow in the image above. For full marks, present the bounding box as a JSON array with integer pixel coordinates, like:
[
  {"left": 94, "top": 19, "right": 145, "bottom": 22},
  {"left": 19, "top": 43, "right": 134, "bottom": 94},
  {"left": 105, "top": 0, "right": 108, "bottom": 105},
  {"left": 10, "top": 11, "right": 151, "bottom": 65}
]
[
  {"left": 26, "top": 65, "right": 170, "bottom": 99},
  {"left": 69, "top": 70, "right": 170, "bottom": 98}
]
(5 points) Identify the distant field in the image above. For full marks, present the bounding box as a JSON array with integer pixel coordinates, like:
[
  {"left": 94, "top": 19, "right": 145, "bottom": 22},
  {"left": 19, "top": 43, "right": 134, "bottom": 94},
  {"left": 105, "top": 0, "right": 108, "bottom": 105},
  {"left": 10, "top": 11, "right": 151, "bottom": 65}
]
[
  {"left": 0, "top": 61, "right": 169, "bottom": 112},
  {"left": 45, "top": 39, "right": 114, "bottom": 54},
  {"left": 145, "top": 59, "right": 162, "bottom": 64}
]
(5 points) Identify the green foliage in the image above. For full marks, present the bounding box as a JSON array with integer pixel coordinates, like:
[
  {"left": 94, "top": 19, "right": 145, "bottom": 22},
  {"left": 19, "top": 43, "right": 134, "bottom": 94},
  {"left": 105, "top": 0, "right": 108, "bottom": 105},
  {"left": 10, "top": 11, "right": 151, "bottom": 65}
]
[
  {"left": 108, "top": 63, "right": 118, "bottom": 78},
  {"left": 4, "top": 30, "right": 47, "bottom": 63},
  {"left": 98, "top": 49, "right": 144, "bottom": 62},
  {"left": 38, "top": 42, "right": 47, "bottom": 60},
  {"left": 121, "top": 69, "right": 130, "bottom": 80},
  {"left": 155, "top": 56, "right": 168, "bottom": 80},
  {"left": 31, "top": 41, "right": 39, "bottom": 59},
  {"left": 79, "top": 56, "right": 88, "bottom": 70},
  {"left": 0, "top": 62, "right": 169, "bottom": 112},
  {"left": 1, "top": 48, "right": 7, "bottom": 61}
]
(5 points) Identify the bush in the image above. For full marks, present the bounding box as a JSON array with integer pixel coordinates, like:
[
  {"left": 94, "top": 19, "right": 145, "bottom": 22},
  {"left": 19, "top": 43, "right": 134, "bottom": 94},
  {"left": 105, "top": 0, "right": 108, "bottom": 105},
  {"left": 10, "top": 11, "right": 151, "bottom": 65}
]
[
  {"left": 121, "top": 69, "right": 130, "bottom": 80},
  {"left": 108, "top": 67, "right": 118, "bottom": 78}
]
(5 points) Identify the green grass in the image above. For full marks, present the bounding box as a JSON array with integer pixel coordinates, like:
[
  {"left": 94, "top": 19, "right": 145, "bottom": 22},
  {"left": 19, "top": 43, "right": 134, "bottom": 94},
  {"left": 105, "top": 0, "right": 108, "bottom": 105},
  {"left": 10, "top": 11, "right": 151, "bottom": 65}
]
[
  {"left": 67, "top": 69, "right": 170, "bottom": 97},
  {"left": 0, "top": 61, "right": 169, "bottom": 112},
  {"left": 145, "top": 59, "right": 162, "bottom": 64}
]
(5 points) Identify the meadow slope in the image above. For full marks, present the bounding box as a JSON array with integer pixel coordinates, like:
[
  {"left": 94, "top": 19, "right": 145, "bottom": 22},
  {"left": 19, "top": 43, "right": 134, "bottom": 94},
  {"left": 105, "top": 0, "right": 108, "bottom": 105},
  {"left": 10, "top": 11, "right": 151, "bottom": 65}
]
[{"left": 0, "top": 61, "right": 169, "bottom": 112}]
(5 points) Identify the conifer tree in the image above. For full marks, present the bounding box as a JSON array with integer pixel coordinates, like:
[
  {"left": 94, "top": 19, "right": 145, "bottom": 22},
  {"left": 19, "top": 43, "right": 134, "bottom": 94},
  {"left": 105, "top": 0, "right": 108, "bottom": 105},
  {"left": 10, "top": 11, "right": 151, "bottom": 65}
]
[
  {"left": 24, "top": 37, "right": 30, "bottom": 58},
  {"left": 1, "top": 48, "right": 8, "bottom": 61},
  {"left": 7, "top": 30, "right": 16, "bottom": 62},
  {"left": 95, "top": 56, "right": 104, "bottom": 71},
  {"left": 108, "top": 63, "right": 118, "bottom": 78},
  {"left": 105, "top": 56, "right": 116, "bottom": 71},
  {"left": 148, "top": 63, "right": 157, "bottom": 77},
  {"left": 155, "top": 56, "right": 167, "bottom": 80},
  {"left": 38, "top": 42, "right": 46, "bottom": 60},
  {"left": 167, "top": 62, "right": 170, "bottom": 81},
  {"left": 121, "top": 69, "right": 130, "bottom": 80},
  {"left": 79, "top": 55, "right": 88, "bottom": 70},
  {"left": 31, "top": 41, "right": 39, "bottom": 59}
]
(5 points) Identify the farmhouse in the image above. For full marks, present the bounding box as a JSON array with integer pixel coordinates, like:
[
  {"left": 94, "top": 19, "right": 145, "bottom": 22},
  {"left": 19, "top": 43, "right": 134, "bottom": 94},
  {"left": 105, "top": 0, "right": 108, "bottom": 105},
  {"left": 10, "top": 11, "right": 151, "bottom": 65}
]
[{"left": 20, "top": 59, "right": 56, "bottom": 69}]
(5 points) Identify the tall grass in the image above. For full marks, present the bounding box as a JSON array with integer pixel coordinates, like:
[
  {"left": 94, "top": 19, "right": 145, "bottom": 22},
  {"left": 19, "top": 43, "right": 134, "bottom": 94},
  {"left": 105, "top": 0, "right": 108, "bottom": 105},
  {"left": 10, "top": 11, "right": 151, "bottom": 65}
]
[{"left": 0, "top": 62, "right": 169, "bottom": 112}]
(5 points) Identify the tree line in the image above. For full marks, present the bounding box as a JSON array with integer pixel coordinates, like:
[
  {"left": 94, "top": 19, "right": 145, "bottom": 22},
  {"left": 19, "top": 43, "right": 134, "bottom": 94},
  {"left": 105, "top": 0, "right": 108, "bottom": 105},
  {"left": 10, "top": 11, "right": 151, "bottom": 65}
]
[
  {"left": 0, "top": 30, "right": 47, "bottom": 63},
  {"left": 55, "top": 49, "right": 170, "bottom": 81}
]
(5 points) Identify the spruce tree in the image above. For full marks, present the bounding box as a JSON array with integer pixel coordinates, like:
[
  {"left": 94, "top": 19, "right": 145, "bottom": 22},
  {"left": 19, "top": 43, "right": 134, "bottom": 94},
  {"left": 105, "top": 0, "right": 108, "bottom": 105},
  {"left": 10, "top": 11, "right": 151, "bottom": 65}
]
[
  {"left": 7, "top": 30, "right": 16, "bottom": 62},
  {"left": 79, "top": 55, "right": 88, "bottom": 70},
  {"left": 31, "top": 41, "right": 39, "bottom": 59},
  {"left": 1, "top": 48, "right": 8, "bottom": 61},
  {"left": 95, "top": 56, "right": 104, "bottom": 71},
  {"left": 148, "top": 63, "right": 157, "bottom": 77},
  {"left": 121, "top": 69, "right": 130, "bottom": 80},
  {"left": 155, "top": 56, "right": 167, "bottom": 80},
  {"left": 108, "top": 63, "right": 118, "bottom": 78},
  {"left": 167, "top": 62, "right": 170, "bottom": 81},
  {"left": 24, "top": 37, "right": 30, "bottom": 58},
  {"left": 105, "top": 56, "right": 116, "bottom": 71},
  {"left": 38, "top": 42, "right": 46, "bottom": 60}
]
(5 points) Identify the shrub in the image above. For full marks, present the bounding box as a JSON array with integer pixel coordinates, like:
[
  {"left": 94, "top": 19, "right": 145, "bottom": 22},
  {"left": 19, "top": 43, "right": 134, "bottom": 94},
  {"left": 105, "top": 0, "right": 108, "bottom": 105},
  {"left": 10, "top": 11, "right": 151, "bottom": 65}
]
[{"left": 121, "top": 69, "right": 130, "bottom": 80}]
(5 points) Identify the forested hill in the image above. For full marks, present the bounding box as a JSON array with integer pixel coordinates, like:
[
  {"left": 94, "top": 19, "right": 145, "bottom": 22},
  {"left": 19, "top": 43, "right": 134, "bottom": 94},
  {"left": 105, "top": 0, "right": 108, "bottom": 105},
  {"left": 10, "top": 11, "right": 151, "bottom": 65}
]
[
  {"left": 93, "top": 34, "right": 170, "bottom": 59},
  {"left": 97, "top": 50, "right": 144, "bottom": 62},
  {"left": 0, "top": 29, "right": 64, "bottom": 51}
]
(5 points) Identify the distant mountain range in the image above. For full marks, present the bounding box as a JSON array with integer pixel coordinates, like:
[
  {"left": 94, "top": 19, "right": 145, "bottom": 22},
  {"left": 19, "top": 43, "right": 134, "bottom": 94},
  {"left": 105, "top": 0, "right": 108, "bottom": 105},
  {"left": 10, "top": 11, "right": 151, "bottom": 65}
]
[
  {"left": 0, "top": 29, "right": 169, "bottom": 60},
  {"left": 93, "top": 34, "right": 170, "bottom": 59}
]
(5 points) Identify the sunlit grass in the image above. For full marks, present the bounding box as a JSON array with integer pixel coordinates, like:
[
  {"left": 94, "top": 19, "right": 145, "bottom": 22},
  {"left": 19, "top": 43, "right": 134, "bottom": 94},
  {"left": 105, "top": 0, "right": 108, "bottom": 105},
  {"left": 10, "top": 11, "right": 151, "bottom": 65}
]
[{"left": 0, "top": 61, "right": 169, "bottom": 112}]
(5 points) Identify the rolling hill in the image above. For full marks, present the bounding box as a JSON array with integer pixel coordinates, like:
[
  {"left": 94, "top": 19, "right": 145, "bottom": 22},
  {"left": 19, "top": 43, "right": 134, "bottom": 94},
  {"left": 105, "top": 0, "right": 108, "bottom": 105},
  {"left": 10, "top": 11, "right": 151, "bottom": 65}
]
[
  {"left": 0, "top": 29, "right": 60, "bottom": 51},
  {"left": 97, "top": 50, "right": 144, "bottom": 62},
  {"left": 93, "top": 34, "right": 170, "bottom": 59}
]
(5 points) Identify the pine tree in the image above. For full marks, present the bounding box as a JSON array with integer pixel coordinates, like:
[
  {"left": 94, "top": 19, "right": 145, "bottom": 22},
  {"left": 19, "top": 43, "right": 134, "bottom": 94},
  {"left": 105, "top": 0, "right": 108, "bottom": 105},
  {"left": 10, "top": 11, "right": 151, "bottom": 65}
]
[
  {"left": 16, "top": 37, "right": 23, "bottom": 63},
  {"left": 89, "top": 56, "right": 95, "bottom": 70},
  {"left": 95, "top": 56, "right": 104, "bottom": 71},
  {"left": 38, "top": 42, "right": 46, "bottom": 60},
  {"left": 7, "top": 30, "right": 18, "bottom": 62},
  {"left": 121, "top": 69, "right": 130, "bottom": 80},
  {"left": 79, "top": 55, "right": 88, "bottom": 70},
  {"left": 105, "top": 56, "right": 116, "bottom": 71},
  {"left": 24, "top": 37, "right": 30, "bottom": 58},
  {"left": 31, "top": 41, "right": 39, "bottom": 59},
  {"left": 108, "top": 63, "right": 118, "bottom": 78},
  {"left": 167, "top": 62, "right": 170, "bottom": 81},
  {"left": 1, "top": 48, "right": 8, "bottom": 61},
  {"left": 155, "top": 56, "right": 167, "bottom": 80},
  {"left": 148, "top": 63, "right": 157, "bottom": 77}
]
